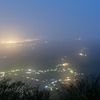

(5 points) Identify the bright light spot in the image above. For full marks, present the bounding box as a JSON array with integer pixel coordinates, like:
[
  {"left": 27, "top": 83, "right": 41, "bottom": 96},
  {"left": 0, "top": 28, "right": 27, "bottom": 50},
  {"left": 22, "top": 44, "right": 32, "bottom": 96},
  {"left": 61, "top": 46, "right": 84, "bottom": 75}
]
[
  {"left": 36, "top": 79, "right": 39, "bottom": 81},
  {"left": 26, "top": 72, "right": 31, "bottom": 74},
  {"left": 50, "top": 88, "right": 52, "bottom": 91},
  {"left": 0, "top": 72, "right": 5, "bottom": 77},
  {"left": 0, "top": 39, "right": 39, "bottom": 44},
  {"left": 52, "top": 82, "right": 54, "bottom": 84},
  {"left": 45, "top": 86, "right": 48, "bottom": 88},
  {"left": 8, "top": 41, "right": 13, "bottom": 43},
  {"left": 67, "top": 78, "right": 71, "bottom": 81},
  {"left": 79, "top": 53, "right": 84, "bottom": 56},
  {"left": 63, "top": 63, "right": 69, "bottom": 66},
  {"left": 59, "top": 79, "right": 61, "bottom": 81},
  {"left": 28, "top": 69, "right": 32, "bottom": 71},
  {"left": 70, "top": 70, "right": 73, "bottom": 73}
]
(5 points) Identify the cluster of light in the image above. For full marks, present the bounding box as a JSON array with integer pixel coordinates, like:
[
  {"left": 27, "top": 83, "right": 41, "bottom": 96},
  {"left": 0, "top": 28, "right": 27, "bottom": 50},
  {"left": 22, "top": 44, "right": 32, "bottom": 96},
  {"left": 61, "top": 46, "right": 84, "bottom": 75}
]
[
  {"left": 28, "top": 69, "right": 32, "bottom": 71},
  {"left": 26, "top": 72, "right": 31, "bottom": 74},
  {"left": 70, "top": 70, "right": 73, "bottom": 73},
  {"left": 65, "top": 77, "right": 71, "bottom": 81},
  {"left": 0, "top": 39, "right": 38, "bottom": 44},
  {"left": 1, "top": 41, "right": 16, "bottom": 44},
  {"left": 74, "top": 78, "right": 78, "bottom": 81},
  {"left": 8, "top": 41, "right": 16, "bottom": 43},
  {"left": 79, "top": 53, "right": 87, "bottom": 57},
  {"left": 0, "top": 72, "right": 5, "bottom": 77},
  {"left": 6, "top": 60, "right": 80, "bottom": 88},
  {"left": 25, "top": 39, "right": 38, "bottom": 42},
  {"left": 63, "top": 63, "right": 69, "bottom": 66}
]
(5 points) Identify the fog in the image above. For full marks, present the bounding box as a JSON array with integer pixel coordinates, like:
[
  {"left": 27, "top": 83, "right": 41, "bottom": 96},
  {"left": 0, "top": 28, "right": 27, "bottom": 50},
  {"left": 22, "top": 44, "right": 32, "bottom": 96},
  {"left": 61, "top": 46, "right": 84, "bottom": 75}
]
[{"left": 0, "top": 39, "right": 99, "bottom": 89}]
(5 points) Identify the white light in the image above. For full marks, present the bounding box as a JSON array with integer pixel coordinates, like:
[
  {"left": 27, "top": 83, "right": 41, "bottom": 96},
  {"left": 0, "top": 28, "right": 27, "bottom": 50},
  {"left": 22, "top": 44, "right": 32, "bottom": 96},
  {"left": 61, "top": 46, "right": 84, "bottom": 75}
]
[
  {"left": 52, "top": 82, "right": 54, "bottom": 84},
  {"left": 26, "top": 72, "right": 31, "bottom": 74},
  {"left": 59, "top": 79, "right": 61, "bottom": 81},
  {"left": 8, "top": 41, "right": 13, "bottom": 43},
  {"left": 45, "top": 86, "right": 48, "bottom": 88}
]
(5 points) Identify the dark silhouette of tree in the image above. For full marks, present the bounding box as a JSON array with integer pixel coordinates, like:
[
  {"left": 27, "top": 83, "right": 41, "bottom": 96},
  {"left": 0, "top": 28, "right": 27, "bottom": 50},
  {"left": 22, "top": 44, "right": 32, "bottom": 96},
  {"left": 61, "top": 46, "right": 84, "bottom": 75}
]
[
  {"left": 0, "top": 77, "right": 50, "bottom": 100},
  {"left": 58, "top": 75, "right": 100, "bottom": 100}
]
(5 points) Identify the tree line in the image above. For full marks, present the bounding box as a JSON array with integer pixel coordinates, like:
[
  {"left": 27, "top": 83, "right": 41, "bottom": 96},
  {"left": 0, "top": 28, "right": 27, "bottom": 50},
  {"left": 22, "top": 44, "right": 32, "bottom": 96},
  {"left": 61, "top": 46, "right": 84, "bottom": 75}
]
[{"left": 0, "top": 75, "right": 100, "bottom": 100}]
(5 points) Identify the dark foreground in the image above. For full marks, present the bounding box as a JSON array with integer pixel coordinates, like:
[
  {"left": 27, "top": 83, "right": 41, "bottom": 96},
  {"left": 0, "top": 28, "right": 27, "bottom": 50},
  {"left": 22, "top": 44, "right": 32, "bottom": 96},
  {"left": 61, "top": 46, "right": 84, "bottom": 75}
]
[{"left": 0, "top": 75, "right": 100, "bottom": 100}]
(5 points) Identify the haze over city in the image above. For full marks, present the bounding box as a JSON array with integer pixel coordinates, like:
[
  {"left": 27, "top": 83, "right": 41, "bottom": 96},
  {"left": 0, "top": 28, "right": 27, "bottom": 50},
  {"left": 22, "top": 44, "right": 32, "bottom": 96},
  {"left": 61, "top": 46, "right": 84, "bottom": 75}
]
[{"left": 0, "top": 0, "right": 100, "bottom": 96}]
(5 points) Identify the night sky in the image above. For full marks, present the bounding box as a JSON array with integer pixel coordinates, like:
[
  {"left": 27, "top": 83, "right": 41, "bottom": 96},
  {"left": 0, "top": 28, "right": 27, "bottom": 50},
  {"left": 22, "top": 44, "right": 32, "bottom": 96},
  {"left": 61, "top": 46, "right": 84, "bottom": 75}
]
[{"left": 0, "top": 0, "right": 100, "bottom": 40}]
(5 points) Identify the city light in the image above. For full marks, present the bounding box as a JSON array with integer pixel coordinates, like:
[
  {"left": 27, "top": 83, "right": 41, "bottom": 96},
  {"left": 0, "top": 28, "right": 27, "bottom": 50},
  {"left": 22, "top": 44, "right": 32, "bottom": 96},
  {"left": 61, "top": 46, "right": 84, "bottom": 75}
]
[
  {"left": 0, "top": 39, "right": 39, "bottom": 44},
  {"left": 0, "top": 72, "right": 5, "bottom": 77},
  {"left": 26, "top": 72, "right": 31, "bottom": 74},
  {"left": 63, "top": 63, "right": 69, "bottom": 66},
  {"left": 1, "top": 54, "right": 84, "bottom": 92},
  {"left": 79, "top": 53, "right": 84, "bottom": 56}
]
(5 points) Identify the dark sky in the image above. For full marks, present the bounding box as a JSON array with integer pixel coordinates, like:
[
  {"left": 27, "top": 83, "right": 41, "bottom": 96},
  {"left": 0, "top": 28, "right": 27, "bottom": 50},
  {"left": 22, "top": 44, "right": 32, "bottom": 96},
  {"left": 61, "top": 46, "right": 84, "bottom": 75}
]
[{"left": 0, "top": 0, "right": 100, "bottom": 40}]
